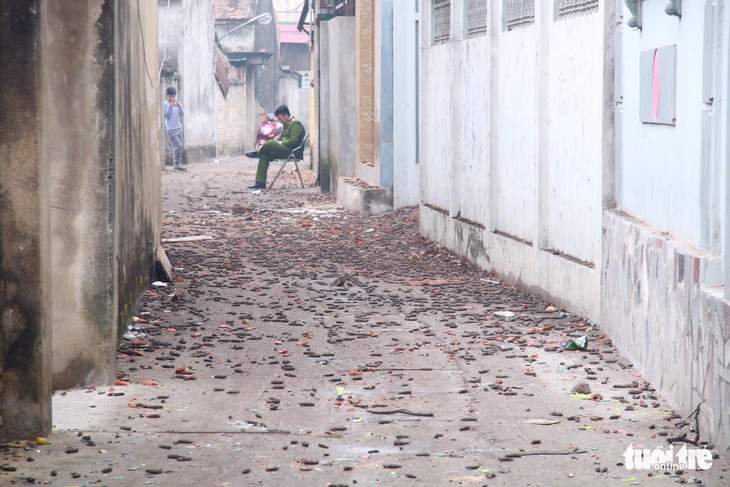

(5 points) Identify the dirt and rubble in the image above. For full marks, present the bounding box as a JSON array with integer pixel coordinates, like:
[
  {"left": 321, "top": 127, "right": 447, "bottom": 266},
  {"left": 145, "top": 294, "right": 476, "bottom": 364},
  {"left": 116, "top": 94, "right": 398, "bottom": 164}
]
[{"left": 1, "top": 159, "right": 727, "bottom": 486}]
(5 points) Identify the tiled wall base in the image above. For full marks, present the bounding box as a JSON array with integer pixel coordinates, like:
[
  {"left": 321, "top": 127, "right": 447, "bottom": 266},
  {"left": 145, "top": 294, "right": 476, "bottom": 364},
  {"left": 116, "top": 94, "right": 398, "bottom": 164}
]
[{"left": 602, "top": 209, "right": 730, "bottom": 457}]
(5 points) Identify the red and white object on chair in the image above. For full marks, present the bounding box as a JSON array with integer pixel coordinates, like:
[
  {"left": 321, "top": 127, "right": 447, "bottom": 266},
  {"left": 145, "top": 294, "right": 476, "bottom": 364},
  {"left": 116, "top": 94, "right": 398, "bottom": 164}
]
[{"left": 255, "top": 112, "right": 283, "bottom": 150}]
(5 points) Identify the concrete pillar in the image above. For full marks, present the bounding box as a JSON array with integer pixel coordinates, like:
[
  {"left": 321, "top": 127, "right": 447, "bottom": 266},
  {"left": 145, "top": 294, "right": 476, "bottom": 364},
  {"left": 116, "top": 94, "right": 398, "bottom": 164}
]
[
  {"left": 392, "top": 0, "right": 420, "bottom": 208},
  {"left": 0, "top": 0, "right": 53, "bottom": 440},
  {"left": 378, "top": 0, "right": 394, "bottom": 189},
  {"left": 112, "top": 0, "right": 162, "bottom": 342},
  {"left": 356, "top": 0, "right": 377, "bottom": 167},
  {"left": 318, "top": 22, "right": 332, "bottom": 192},
  {"left": 41, "top": 0, "right": 118, "bottom": 391}
]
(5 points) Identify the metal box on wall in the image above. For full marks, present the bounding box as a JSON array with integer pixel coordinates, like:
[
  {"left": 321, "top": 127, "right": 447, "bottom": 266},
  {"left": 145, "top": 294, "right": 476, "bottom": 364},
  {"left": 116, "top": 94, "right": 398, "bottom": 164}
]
[{"left": 640, "top": 45, "right": 677, "bottom": 125}]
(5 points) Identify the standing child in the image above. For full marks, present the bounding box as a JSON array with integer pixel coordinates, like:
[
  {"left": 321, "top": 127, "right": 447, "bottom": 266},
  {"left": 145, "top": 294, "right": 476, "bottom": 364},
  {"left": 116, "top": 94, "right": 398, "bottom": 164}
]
[{"left": 164, "top": 87, "right": 186, "bottom": 171}]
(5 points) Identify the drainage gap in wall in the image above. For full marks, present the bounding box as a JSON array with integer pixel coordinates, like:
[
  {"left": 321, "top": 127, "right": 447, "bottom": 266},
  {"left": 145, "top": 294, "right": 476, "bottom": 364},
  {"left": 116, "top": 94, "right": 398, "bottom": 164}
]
[
  {"left": 541, "top": 247, "right": 595, "bottom": 269},
  {"left": 423, "top": 203, "right": 449, "bottom": 216},
  {"left": 492, "top": 229, "right": 533, "bottom": 247},
  {"left": 453, "top": 215, "right": 485, "bottom": 230}
]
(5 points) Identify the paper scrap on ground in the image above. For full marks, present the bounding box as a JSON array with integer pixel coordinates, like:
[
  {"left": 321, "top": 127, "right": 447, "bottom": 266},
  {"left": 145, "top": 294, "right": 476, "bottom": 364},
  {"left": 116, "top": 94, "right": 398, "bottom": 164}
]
[
  {"left": 162, "top": 235, "right": 214, "bottom": 243},
  {"left": 522, "top": 419, "right": 561, "bottom": 425}
]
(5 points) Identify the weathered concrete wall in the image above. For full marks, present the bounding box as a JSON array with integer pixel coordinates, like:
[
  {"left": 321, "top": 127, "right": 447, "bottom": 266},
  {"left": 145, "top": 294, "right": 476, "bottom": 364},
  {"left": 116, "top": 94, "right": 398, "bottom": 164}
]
[
  {"left": 278, "top": 75, "right": 299, "bottom": 116},
  {"left": 319, "top": 17, "right": 358, "bottom": 196},
  {"left": 216, "top": 21, "right": 256, "bottom": 53},
  {"left": 253, "top": 0, "right": 280, "bottom": 112},
  {"left": 281, "top": 43, "right": 311, "bottom": 72},
  {"left": 315, "top": 21, "right": 328, "bottom": 190},
  {"left": 158, "top": 0, "right": 183, "bottom": 74},
  {"left": 180, "top": 0, "right": 217, "bottom": 161},
  {"left": 0, "top": 0, "right": 161, "bottom": 440},
  {"left": 418, "top": 0, "right": 611, "bottom": 322},
  {"left": 297, "top": 87, "right": 311, "bottom": 136},
  {"left": 39, "top": 0, "right": 161, "bottom": 391},
  {"left": 310, "top": 37, "right": 318, "bottom": 175},
  {"left": 114, "top": 0, "right": 163, "bottom": 335},
  {"left": 321, "top": 1, "right": 412, "bottom": 213},
  {"left": 42, "top": 0, "right": 117, "bottom": 390},
  {"left": 602, "top": 210, "right": 730, "bottom": 457},
  {"left": 278, "top": 75, "right": 310, "bottom": 133},
  {"left": 0, "top": 0, "right": 53, "bottom": 440},
  {"left": 160, "top": 0, "right": 217, "bottom": 163},
  {"left": 416, "top": 0, "right": 730, "bottom": 455}
]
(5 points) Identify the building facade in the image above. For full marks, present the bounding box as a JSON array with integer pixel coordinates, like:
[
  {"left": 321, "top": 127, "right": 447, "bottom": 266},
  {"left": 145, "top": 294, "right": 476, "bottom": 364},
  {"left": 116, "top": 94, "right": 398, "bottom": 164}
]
[
  {"left": 159, "top": 0, "right": 218, "bottom": 164},
  {"left": 310, "top": 0, "right": 730, "bottom": 455},
  {"left": 604, "top": 0, "right": 730, "bottom": 456},
  {"left": 314, "top": 0, "right": 419, "bottom": 212},
  {"left": 214, "top": 0, "right": 280, "bottom": 156},
  {"left": 1, "top": 0, "right": 162, "bottom": 440},
  {"left": 216, "top": 52, "right": 252, "bottom": 156}
]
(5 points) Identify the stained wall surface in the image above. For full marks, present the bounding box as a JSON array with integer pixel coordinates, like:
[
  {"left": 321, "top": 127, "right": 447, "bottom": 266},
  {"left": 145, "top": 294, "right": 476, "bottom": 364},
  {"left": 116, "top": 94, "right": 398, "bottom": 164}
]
[
  {"left": 318, "top": 17, "right": 358, "bottom": 196},
  {"left": 0, "top": 0, "right": 161, "bottom": 440},
  {"left": 44, "top": 0, "right": 161, "bottom": 391},
  {"left": 42, "top": 0, "right": 117, "bottom": 390},
  {"left": 0, "top": 0, "right": 53, "bottom": 441}
]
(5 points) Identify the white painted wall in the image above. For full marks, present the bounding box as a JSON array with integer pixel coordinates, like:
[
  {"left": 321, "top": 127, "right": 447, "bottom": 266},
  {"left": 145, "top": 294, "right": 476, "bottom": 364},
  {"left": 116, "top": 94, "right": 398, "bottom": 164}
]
[
  {"left": 414, "top": 0, "right": 730, "bottom": 455},
  {"left": 604, "top": 1, "right": 730, "bottom": 457},
  {"left": 393, "top": 0, "right": 420, "bottom": 208},
  {"left": 546, "top": 6, "right": 604, "bottom": 263},
  {"left": 451, "top": 11, "right": 490, "bottom": 226},
  {"left": 617, "top": 1, "right": 710, "bottom": 247},
  {"left": 493, "top": 17, "right": 538, "bottom": 242},
  {"left": 179, "top": 0, "right": 217, "bottom": 151},
  {"left": 418, "top": 0, "right": 610, "bottom": 321}
]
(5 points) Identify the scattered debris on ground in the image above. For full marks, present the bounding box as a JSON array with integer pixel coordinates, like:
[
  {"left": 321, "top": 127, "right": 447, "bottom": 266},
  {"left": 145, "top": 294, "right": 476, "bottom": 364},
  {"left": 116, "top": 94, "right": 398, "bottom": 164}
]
[{"left": 3, "top": 159, "right": 726, "bottom": 486}]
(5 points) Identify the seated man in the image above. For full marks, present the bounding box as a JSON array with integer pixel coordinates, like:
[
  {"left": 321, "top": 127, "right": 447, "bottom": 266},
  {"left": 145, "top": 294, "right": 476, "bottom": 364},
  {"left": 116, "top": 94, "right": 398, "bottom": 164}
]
[{"left": 246, "top": 105, "right": 305, "bottom": 189}]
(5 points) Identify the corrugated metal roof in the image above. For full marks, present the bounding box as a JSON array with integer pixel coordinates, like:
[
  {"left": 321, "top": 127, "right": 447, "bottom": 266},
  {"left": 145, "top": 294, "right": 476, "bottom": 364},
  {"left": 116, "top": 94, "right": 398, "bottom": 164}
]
[
  {"left": 279, "top": 24, "right": 309, "bottom": 44},
  {"left": 213, "top": 0, "right": 253, "bottom": 20}
]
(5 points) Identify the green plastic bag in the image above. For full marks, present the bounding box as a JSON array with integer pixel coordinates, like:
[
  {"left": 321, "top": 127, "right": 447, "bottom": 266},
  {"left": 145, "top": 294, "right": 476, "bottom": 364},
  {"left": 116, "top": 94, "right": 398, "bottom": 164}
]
[{"left": 561, "top": 336, "right": 587, "bottom": 351}]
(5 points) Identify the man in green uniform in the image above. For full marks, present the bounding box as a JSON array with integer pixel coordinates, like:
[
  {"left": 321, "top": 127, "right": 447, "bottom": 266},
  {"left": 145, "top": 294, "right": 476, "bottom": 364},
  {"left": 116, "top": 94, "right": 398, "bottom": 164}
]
[{"left": 246, "top": 105, "right": 305, "bottom": 189}]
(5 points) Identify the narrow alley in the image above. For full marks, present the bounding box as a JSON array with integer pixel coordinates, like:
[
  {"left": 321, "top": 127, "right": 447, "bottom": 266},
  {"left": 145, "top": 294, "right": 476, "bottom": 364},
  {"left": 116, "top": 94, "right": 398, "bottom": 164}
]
[{"left": 2, "top": 160, "right": 727, "bottom": 486}]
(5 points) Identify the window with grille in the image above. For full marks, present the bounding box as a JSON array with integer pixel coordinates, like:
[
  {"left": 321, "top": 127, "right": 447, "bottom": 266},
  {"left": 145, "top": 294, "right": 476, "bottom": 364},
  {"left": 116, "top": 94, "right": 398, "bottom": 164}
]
[
  {"left": 502, "top": 0, "right": 535, "bottom": 31},
  {"left": 466, "top": 0, "right": 488, "bottom": 38},
  {"left": 432, "top": 0, "right": 451, "bottom": 45},
  {"left": 554, "top": 0, "right": 599, "bottom": 20}
]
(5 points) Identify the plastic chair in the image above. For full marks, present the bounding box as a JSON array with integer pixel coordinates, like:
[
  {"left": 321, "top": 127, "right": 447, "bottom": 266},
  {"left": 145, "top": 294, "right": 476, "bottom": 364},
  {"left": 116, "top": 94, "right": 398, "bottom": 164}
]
[{"left": 269, "top": 134, "right": 309, "bottom": 190}]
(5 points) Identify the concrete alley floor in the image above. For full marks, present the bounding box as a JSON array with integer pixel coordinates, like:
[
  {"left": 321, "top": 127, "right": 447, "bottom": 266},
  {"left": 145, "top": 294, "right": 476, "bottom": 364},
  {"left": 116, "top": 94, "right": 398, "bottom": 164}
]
[{"left": 2, "top": 158, "right": 728, "bottom": 486}]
